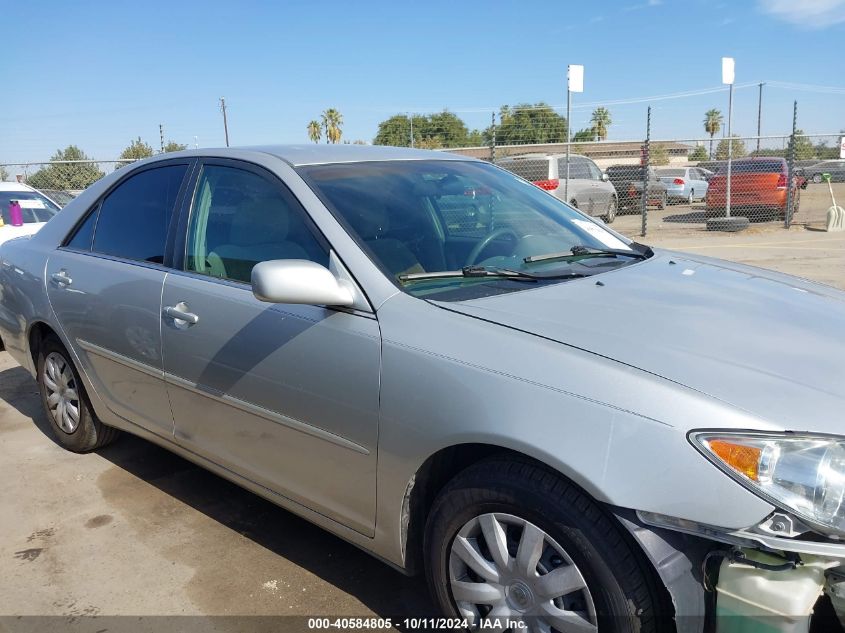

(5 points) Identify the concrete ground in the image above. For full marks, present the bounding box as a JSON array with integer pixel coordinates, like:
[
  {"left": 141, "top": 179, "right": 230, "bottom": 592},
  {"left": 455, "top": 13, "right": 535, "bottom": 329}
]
[{"left": 0, "top": 221, "right": 843, "bottom": 625}]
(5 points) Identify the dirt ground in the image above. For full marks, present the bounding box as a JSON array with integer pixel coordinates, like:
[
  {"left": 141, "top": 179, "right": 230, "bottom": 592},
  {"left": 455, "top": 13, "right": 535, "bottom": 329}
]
[{"left": 0, "top": 217, "right": 843, "bottom": 629}]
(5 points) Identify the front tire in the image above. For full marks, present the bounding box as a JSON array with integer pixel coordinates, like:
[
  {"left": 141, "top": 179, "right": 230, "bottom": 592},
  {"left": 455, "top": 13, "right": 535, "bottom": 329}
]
[
  {"left": 603, "top": 197, "right": 617, "bottom": 224},
  {"left": 37, "top": 336, "right": 118, "bottom": 452},
  {"left": 657, "top": 191, "right": 667, "bottom": 210},
  {"left": 424, "top": 459, "right": 671, "bottom": 632},
  {"left": 812, "top": 173, "right": 822, "bottom": 184}
]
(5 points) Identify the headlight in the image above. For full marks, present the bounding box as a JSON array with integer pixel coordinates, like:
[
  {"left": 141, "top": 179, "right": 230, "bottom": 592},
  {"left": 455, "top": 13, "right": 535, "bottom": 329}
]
[{"left": 690, "top": 431, "right": 845, "bottom": 537}]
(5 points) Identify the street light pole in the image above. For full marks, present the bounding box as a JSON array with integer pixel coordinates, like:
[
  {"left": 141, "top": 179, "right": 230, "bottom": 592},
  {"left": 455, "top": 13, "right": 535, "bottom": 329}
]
[{"left": 756, "top": 82, "right": 764, "bottom": 154}]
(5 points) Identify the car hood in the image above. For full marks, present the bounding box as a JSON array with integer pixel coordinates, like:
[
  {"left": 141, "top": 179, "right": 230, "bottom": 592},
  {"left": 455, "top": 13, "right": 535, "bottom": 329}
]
[{"left": 435, "top": 250, "right": 845, "bottom": 433}]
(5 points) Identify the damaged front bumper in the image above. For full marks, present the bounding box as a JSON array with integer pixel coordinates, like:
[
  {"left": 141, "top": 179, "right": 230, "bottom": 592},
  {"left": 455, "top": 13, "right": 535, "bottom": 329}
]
[{"left": 614, "top": 508, "right": 845, "bottom": 633}]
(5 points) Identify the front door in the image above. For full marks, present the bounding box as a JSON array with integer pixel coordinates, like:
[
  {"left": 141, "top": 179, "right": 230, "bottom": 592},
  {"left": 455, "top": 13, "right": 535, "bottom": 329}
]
[
  {"left": 45, "top": 162, "right": 190, "bottom": 435},
  {"left": 161, "top": 161, "right": 381, "bottom": 536}
]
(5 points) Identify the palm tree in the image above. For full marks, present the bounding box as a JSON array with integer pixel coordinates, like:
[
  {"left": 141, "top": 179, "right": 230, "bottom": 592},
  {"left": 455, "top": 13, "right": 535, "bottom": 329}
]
[
  {"left": 322, "top": 108, "right": 343, "bottom": 144},
  {"left": 704, "top": 109, "right": 724, "bottom": 159},
  {"left": 307, "top": 120, "right": 322, "bottom": 144},
  {"left": 590, "top": 107, "right": 612, "bottom": 141}
]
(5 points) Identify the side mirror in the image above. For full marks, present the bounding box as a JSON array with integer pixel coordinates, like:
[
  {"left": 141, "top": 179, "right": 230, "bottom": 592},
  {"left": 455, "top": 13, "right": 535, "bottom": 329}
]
[
  {"left": 601, "top": 172, "right": 609, "bottom": 182},
  {"left": 251, "top": 259, "right": 354, "bottom": 306}
]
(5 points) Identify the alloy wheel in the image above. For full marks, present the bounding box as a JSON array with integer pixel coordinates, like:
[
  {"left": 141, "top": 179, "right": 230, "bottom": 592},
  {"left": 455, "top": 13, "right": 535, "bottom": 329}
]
[
  {"left": 448, "top": 512, "right": 597, "bottom": 632},
  {"left": 43, "top": 351, "right": 80, "bottom": 433}
]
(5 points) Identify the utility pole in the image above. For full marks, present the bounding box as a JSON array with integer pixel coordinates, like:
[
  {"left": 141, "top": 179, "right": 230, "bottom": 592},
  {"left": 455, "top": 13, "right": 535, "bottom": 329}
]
[
  {"left": 565, "top": 65, "right": 584, "bottom": 203},
  {"left": 220, "top": 97, "right": 230, "bottom": 147},
  {"left": 409, "top": 113, "right": 414, "bottom": 148},
  {"left": 159, "top": 124, "right": 165, "bottom": 153},
  {"left": 756, "top": 82, "right": 764, "bottom": 154},
  {"left": 722, "top": 57, "right": 735, "bottom": 219},
  {"left": 194, "top": 136, "right": 198, "bottom": 149}
]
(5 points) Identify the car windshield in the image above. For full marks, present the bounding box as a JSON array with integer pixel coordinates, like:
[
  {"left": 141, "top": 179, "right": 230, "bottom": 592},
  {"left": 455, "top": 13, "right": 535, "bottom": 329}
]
[
  {"left": 497, "top": 158, "right": 549, "bottom": 182},
  {"left": 656, "top": 169, "right": 685, "bottom": 177},
  {"left": 0, "top": 190, "right": 61, "bottom": 224},
  {"left": 606, "top": 166, "right": 644, "bottom": 179},
  {"left": 717, "top": 161, "right": 784, "bottom": 174},
  {"left": 298, "top": 160, "right": 646, "bottom": 301}
]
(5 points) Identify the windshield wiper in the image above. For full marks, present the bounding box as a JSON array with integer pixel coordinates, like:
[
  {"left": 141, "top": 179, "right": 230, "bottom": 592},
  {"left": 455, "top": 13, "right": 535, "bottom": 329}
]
[
  {"left": 524, "top": 245, "right": 648, "bottom": 264},
  {"left": 398, "top": 265, "right": 587, "bottom": 283}
]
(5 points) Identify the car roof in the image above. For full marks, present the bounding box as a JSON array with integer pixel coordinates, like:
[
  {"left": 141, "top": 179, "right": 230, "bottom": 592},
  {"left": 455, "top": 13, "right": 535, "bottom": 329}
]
[
  {"left": 497, "top": 153, "right": 589, "bottom": 162},
  {"left": 144, "top": 144, "right": 477, "bottom": 167},
  {"left": 0, "top": 182, "right": 37, "bottom": 192}
]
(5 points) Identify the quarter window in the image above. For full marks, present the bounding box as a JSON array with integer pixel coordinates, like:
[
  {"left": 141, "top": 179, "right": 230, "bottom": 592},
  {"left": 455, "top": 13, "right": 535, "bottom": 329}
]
[
  {"left": 92, "top": 164, "right": 187, "bottom": 264},
  {"left": 185, "top": 165, "right": 328, "bottom": 284},
  {"left": 65, "top": 206, "right": 98, "bottom": 251}
]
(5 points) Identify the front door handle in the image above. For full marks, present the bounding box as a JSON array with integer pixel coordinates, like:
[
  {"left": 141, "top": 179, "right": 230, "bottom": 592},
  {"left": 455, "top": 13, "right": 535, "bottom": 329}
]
[
  {"left": 163, "top": 303, "right": 199, "bottom": 325},
  {"left": 51, "top": 271, "right": 73, "bottom": 287}
]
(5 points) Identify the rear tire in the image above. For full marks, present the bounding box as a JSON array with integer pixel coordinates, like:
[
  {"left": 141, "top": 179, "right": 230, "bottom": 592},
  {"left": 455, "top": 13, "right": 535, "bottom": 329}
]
[
  {"left": 36, "top": 336, "right": 119, "bottom": 453},
  {"left": 812, "top": 173, "right": 822, "bottom": 184},
  {"left": 569, "top": 199, "right": 579, "bottom": 210},
  {"left": 424, "top": 459, "right": 672, "bottom": 632}
]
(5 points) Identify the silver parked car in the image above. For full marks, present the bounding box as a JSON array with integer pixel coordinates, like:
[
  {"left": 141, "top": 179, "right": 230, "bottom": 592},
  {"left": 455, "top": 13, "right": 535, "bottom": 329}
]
[
  {"left": 497, "top": 153, "right": 619, "bottom": 223},
  {"left": 655, "top": 167, "right": 710, "bottom": 204},
  {"left": 3, "top": 145, "right": 845, "bottom": 632}
]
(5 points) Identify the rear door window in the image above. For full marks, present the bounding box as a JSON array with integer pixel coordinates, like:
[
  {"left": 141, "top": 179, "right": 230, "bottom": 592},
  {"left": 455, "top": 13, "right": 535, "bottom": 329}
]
[{"left": 92, "top": 164, "right": 188, "bottom": 264}]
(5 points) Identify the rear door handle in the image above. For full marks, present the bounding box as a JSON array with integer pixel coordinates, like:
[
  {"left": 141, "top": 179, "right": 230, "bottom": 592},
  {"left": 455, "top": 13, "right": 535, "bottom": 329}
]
[
  {"left": 51, "top": 271, "right": 72, "bottom": 287},
  {"left": 163, "top": 303, "right": 199, "bottom": 325}
]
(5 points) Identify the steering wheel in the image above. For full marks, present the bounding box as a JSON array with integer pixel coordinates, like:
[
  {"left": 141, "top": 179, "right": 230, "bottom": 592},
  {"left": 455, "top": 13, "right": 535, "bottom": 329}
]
[{"left": 464, "top": 227, "right": 521, "bottom": 267}]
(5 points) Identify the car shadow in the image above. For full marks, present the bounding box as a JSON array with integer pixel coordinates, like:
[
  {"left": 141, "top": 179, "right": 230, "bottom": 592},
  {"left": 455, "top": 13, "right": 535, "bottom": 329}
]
[{"left": 0, "top": 363, "right": 436, "bottom": 626}]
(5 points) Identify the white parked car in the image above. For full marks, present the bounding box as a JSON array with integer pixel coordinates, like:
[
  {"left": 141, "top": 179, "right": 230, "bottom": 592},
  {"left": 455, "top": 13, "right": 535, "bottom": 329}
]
[{"left": 0, "top": 182, "right": 61, "bottom": 246}]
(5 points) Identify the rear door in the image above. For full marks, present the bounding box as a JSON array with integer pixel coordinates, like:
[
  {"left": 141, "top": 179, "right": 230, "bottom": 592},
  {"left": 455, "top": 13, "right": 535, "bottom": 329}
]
[
  {"left": 45, "top": 161, "right": 192, "bottom": 436},
  {"left": 161, "top": 159, "right": 381, "bottom": 535}
]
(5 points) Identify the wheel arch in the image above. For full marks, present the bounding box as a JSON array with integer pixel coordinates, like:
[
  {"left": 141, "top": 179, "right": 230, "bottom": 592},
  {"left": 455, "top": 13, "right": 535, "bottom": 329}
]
[{"left": 403, "top": 442, "right": 609, "bottom": 575}]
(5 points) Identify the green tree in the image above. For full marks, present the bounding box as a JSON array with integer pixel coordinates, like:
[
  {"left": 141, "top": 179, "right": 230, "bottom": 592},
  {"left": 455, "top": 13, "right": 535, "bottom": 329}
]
[
  {"left": 321, "top": 108, "right": 343, "bottom": 144},
  {"left": 486, "top": 103, "right": 568, "bottom": 146},
  {"left": 26, "top": 146, "right": 104, "bottom": 190},
  {"left": 590, "top": 107, "right": 612, "bottom": 141},
  {"left": 373, "top": 114, "right": 413, "bottom": 146},
  {"left": 572, "top": 128, "right": 596, "bottom": 142},
  {"left": 116, "top": 137, "right": 154, "bottom": 169},
  {"left": 786, "top": 129, "right": 816, "bottom": 160},
  {"left": 307, "top": 120, "right": 322, "bottom": 144},
  {"left": 688, "top": 145, "right": 709, "bottom": 161},
  {"left": 373, "top": 111, "right": 474, "bottom": 148},
  {"left": 650, "top": 144, "right": 670, "bottom": 166},
  {"left": 0, "top": 164, "right": 8, "bottom": 181},
  {"left": 425, "top": 111, "right": 471, "bottom": 148},
  {"left": 715, "top": 135, "right": 747, "bottom": 160},
  {"left": 163, "top": 141, "right": 188, "bottom": 153},
  {"left": 703, "top": 109, "right": 724, "bottom": 159}
]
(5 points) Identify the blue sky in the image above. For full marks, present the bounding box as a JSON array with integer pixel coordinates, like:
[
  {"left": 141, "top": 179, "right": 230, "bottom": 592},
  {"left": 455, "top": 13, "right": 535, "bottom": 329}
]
[{"left": 1, "top": 0, "right": 843, "bottom": 164}]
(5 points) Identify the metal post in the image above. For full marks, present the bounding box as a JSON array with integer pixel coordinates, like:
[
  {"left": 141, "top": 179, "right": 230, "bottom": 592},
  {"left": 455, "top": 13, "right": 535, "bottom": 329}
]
[
  {"left": 726, "top": 83, "right": 733, "bottom": 218},
  {"left": 756, "top": 82, "right": 764, "bottom": 154},
  {"left": 641, "top": 106, "right": 651, "bottom": 238},
  {"left": 785, "top": 100, "right": 798, "bottom": 229},
  {"left": 159, "top": 124, "right": 164, "bottom": 153},
  {"left": 490, "top": 111, "right": 496, "bottom": 163},
  {"left": 220, "top": 97, "right": 230, "bottom": 147},
  {"left": 564, "top": 89, "right": 571, "bottom": 202},
  {"left": 409, "top": 114, "right": 414, "bottom": 148}
]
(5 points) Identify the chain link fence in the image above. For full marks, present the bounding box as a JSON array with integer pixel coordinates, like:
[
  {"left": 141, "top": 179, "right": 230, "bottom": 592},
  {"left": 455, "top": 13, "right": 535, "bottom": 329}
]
[
  {"left": 0, "top": 160, "right": 138, "bottom": 207},
  {"left": 2, "top": 105, "right": 842, "bottom": 240}
]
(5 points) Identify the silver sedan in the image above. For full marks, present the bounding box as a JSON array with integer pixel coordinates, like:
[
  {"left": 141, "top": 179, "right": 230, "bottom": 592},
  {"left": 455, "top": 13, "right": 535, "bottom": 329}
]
[{"left": 1, "top": 145, "right": 845, "bottom": 632}]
